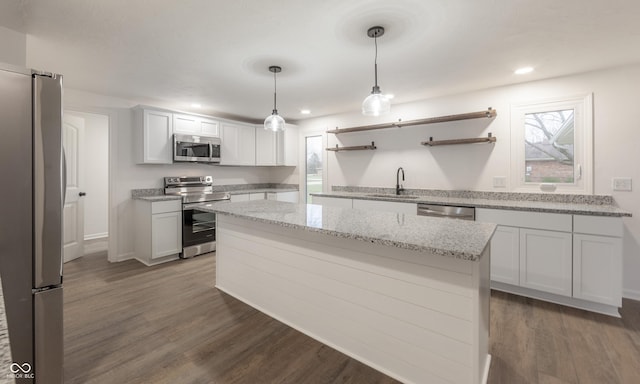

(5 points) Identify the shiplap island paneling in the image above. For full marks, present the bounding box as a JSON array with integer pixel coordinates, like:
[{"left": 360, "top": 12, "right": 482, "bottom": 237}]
[{"left": 208, "top": 201, "right": 495, "bottom": 384}]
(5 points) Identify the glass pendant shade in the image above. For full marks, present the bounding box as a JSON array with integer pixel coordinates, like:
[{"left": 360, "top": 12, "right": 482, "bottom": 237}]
[
  {"left": 264, "top": 65, "right": 285, "bottom": 132},
  {"left": 362, "top": 88, "right": 391, "bottom": 116},
  {"left": 264, "top": 111, "right": 285, "bottom": 132},
  {"left": 362, "top": 26, "right": 391, "bottom": 117}
]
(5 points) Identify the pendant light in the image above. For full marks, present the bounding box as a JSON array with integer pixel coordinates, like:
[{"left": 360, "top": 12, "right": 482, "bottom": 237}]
[
  {"left": 264, "top": 65, "right": 285, "bottom": 132},
  {"left": 362, "top": 26, "right": 391, "bottom": 116}
]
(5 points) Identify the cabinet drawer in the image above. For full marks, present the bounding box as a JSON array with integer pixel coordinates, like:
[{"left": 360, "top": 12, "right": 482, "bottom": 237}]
[
  {"left": 151, "top": 200, "right": 182, "bottom": 214},
  {"left": 573, "top": 215, "right": 623, "bottom": 237},
  {"left": 476, "top": 208, "right": 572, "bottom": 232}
]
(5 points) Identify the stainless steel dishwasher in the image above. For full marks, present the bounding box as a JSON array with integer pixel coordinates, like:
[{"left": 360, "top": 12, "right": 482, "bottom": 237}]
[{"left": 417, "top": 203, "right": 475, "bottom": 221}]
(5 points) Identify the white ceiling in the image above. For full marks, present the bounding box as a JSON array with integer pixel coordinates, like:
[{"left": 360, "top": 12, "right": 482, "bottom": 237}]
[{"left": 8, "top": 0, "right": 640, "bottom": 122}]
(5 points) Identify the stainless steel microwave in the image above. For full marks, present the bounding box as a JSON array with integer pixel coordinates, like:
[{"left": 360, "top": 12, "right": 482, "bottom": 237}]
[{"left": 173, "top": 134, "right": 221, "bottom": 163}]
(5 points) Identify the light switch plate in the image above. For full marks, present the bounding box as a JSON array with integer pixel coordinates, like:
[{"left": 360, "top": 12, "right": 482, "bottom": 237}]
[
  {"left": 612, "top": 177, "right": 632, "bottom": 191},
  {"left": 493, "top": 176, "right": 507, "bottom": 188}
]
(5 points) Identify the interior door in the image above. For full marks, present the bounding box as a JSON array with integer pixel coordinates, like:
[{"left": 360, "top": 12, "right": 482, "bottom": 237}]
[{"left": 63, "top": 113, "right": 85, "bottom": 262}]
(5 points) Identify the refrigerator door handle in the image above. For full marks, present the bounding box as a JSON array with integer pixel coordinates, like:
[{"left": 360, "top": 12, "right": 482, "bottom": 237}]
[
  {"left": 33, "top": 73, "right": 64, "bottom": 289},
  {"left": 62, "top": 149, "right": 67, "bottom": 205}
]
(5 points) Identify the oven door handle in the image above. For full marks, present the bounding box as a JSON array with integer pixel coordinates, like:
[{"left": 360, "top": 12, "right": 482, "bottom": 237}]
[{"left": 183, "top": 203, "right": 216, "bottom": 210}]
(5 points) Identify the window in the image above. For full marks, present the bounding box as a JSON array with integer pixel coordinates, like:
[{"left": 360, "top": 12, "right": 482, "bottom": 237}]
[
  {"left": 511, "top": 94, "right": 593, "bottom": 193},
  {"left": 305, "top": 135, "right": 323, "bottom": 203}
]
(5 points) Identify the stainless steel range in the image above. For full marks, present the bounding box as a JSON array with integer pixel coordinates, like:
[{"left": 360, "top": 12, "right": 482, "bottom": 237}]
[{"left": 164, "top": 176, "right": 230, "bottom": 258}]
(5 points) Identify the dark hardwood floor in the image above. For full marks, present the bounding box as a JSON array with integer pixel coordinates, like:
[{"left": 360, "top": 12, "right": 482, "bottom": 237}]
[{"left": 64, "top": 252, "right": 640, "bottom": 384}]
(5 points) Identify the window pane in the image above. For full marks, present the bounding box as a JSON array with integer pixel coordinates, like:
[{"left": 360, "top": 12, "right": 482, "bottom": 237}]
[
  {"left": 524, "top": 109, "right": 575, "bottom": 183},
  {"left": 305, "top": 136, "right": 323, "bottom": 203}
]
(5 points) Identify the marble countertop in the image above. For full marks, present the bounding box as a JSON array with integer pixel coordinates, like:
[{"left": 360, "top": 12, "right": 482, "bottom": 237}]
[
  {"left": 202, "top": 200, "right": 496, "bottom": 261},
  {"left": 0, "top": 277, "right": 15, "bottom": 384},
  {"left": 311, "top": 191, "right": 631, "bottom": 217}
]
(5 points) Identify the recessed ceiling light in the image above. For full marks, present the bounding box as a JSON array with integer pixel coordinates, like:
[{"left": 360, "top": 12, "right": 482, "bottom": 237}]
[
  {"left": 300, "top": 109, "right": 311, "bottom": 115},
  {"left": 385, "top": 94, "right": 395, "bottom": 100},
  {"left": 191, "top": 103, "right": 202, "bottom": 108},
  {"left": 514, "top": 67, "right": 534, "bottom": 75}
]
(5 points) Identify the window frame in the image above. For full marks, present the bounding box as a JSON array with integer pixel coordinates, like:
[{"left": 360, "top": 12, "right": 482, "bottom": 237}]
[{"left": 510, "top": 94, "right": 593, "bottom": 194}]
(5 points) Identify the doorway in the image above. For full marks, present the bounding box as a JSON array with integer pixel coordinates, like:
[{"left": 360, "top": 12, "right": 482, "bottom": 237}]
[
  {"left": 63, "top": 111, "right": 109, "bottom": 262},
  {"left": 305, "top": 135, "right": 323, "bottom": 203}
]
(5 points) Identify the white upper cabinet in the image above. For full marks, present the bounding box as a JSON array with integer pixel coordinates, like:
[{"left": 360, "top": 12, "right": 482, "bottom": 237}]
[
  {"left": 173, "top": 113, "right": 219, "bottom": 137},
  {"left": 220, "top": 121, "right": 256, "bottom": 166},
  {"left": 282, "top": 124, "right": 298, "bottom": 166},
  {"left": 255, "top": 124, "right": 298, "bottom": 166},
  {"left": 133, "top": 106, "right": 297, "bottom": 168},
  {"left": 256, "top": 128, "right": 278, "bottom": 165},
  {"left": 134, "top": 107, "right": 173, "bottom": 164}
]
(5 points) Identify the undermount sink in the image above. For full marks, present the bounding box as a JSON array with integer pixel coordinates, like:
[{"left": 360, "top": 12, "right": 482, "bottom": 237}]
[{"left": 367, "top": 194, "right": 419, "bottom": 199}]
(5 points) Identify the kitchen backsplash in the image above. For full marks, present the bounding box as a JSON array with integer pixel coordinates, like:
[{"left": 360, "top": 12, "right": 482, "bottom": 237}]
[
  {"left": 131, "top": 183, "right": 298, "bottom": 198},
  {"left": 332, "top": 186, "right": 615, "bottom": 206}
]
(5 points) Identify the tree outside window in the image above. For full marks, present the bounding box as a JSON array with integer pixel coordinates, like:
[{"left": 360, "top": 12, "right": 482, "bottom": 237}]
[
  {"left": 524, "top": 109, "right": 575, "bottom": 183},
  {"left": 511, "top": 94, "right": 592, "bottom": 194}
]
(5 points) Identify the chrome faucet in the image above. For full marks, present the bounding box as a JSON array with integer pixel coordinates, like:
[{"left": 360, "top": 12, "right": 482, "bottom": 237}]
[{"left": 396, "top": 167, "right": 405, "bottom": 195}]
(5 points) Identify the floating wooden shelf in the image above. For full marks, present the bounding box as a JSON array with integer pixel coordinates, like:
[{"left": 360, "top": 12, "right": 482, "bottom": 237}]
[
  {"left": 326, "top": 142, "right": 377, "bottom": 151},
  {"left": 326, "top": 108, "right": 496, "bottom": 134},
  {"left": 421, "top": 133, "right": 496, "bottom": 147}
]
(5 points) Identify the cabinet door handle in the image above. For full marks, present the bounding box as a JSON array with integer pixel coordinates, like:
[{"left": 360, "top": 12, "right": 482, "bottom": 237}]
[{"left": 78, "top": 192, "right": 86, "bottom": 197}]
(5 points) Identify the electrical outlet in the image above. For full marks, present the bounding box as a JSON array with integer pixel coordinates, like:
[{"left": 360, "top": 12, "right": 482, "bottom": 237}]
[
  {"left": 612, "top": 177, "right": 632, "bottom": 191},
  {"left": 493, "top": 176, "right": 507, "bottom": 188}
]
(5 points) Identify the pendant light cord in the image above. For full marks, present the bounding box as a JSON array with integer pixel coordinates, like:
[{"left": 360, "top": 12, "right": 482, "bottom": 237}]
[
  {"left": 374, "top": 34, "right": 379, "bottom": 88},
  {"left": 273, "top": 70, "right": 278, "bottom": 113}
]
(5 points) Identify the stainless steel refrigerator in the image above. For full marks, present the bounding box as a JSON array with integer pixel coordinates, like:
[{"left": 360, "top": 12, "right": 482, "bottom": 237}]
[{"left": 0, "top": 63, "right": 64, "bottom": 383}]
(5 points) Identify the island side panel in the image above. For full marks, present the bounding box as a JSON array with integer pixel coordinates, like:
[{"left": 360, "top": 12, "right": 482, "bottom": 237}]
[
  {"left": 475, "top": 245, "right": 491, "bottom": 384},
  {"left": 215, "top": 215, "right": 489, "bottom": 384}
]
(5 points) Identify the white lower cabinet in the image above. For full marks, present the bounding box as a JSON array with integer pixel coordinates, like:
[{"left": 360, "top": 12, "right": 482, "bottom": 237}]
[
  {"left": 519, "top": 228, "right": 573, "bottom": 296},
  {"left": 352, "top": 199, "right": 417, "bottom": 214},
  {"left": 477, "top": 208, "right": 624, "bottom": 316},
  {"left": 573, "top": 215, "right": 623, "bottom": 307},
  {"left": 135, "top": 199, "right": 182, "bottom": 266},
  {"left": 489, "top": 226, "right": 520, "bottom": 285},
  {"left": 230, "top": 192, "right": 265, "bottom": 202},
  {"left": 267, "top": 191, "right": 299, "bottom": 203},
  {"left": 311, "top": 195, "right": 353, "bottom": 208}
]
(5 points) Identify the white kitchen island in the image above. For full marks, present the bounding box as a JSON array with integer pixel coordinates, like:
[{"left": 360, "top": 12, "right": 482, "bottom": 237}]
[{"left": 205, "top": 200, "right": 496, "bottom": 384}]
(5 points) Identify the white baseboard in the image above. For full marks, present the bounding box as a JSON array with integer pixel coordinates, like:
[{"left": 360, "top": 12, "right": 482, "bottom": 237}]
[
  {"left": 84, "top": 232, "right": 108, "bottom": 241},
  {"left": 491, "top": 281, "right": 621, "bottom": 317},
  {"left": 114, "top": 252, "right": 135, "bottom": 262},
  {"left": 623, "top": 288, "right": 640, "bottom": 301}
]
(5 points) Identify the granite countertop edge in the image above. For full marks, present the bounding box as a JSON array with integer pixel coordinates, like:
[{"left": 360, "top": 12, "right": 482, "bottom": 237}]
[
  {"left": 311, "top": 192, "right": 631, "bottom": 217},
  {"left": 227, "top": 188, "right": 298, "bottom": 195},
  {"left": 206, "top": 201, "right": 496, "bottom": 262},
  {"left": 133, "top": 195, "right": 183, "bottom": 202},
  {"left": 132, "top": 186, "right": 299, "bottom": 201},
  {"left": 214, "top": 210, "right": 485, "bottom": 261}
]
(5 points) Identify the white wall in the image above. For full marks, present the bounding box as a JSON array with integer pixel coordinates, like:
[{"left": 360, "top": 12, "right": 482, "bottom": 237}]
[
  {"left": 0, "top": 26, "right": 26, "bottom": 66},
  {"left": 297, "top": 64, "right": 640, "bottom": 299}
]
